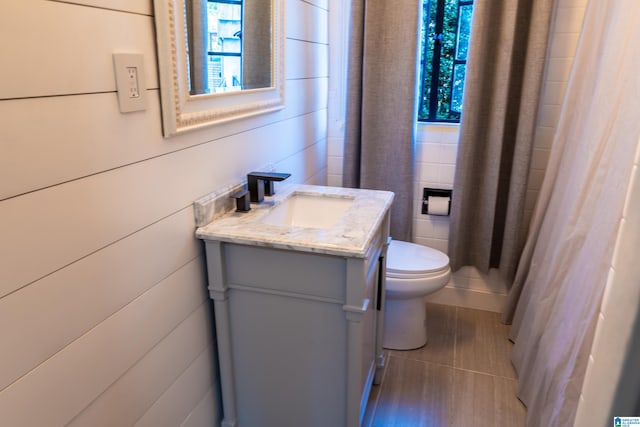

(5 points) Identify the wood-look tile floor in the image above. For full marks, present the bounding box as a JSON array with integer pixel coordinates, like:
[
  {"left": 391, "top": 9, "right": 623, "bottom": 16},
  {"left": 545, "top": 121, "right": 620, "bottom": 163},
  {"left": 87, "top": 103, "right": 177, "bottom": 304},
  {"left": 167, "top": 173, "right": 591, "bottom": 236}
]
[{"left": 364, "top": 303, "right": 527, "bottom": 427}]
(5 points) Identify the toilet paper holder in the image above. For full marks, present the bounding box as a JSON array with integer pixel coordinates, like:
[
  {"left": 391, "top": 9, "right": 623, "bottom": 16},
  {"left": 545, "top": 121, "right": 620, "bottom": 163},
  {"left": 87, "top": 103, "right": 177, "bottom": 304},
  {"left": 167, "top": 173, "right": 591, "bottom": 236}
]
[{"left": 422, "top": 188, "right": 452, "bottom": 216}]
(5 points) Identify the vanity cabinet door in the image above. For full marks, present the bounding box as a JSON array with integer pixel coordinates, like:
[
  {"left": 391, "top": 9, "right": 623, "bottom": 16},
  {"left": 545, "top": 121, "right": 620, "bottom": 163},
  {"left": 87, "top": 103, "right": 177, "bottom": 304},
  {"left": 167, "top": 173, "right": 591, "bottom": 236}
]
[{"left": 358, "top": 247, "right": 380, "bottom": 420}]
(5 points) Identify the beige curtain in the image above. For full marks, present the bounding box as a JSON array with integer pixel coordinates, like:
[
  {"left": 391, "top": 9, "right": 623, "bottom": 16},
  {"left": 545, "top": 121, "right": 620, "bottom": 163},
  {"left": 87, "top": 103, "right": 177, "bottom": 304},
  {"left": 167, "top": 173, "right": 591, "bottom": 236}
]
[
  {"left": 343, "top": 0, "right": 421, "bottom": 241},
  {"left": 186, "top": 0, "right": 209, "bottom": 95},
  {"left": 448, "top": 0, "right": 554, "bottom": 280},
  {"left": 242, "top": 0, "right": 271, "bottom": 90},
  {"left": 506, "top": 0, "right": 640, "bottom": 425}
]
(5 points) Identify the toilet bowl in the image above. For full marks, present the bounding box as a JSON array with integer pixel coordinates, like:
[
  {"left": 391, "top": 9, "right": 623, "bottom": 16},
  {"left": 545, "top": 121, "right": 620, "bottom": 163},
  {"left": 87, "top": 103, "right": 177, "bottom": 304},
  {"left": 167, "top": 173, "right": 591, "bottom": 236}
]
[{"left": 383, "top": 240, "right": 451, "bottom": 350}]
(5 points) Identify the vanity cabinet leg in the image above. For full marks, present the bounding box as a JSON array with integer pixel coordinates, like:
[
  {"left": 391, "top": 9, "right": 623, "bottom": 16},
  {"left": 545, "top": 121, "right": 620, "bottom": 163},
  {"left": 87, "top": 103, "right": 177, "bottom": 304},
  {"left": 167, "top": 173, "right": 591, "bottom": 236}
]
[
  {"left": 374, "top": 238, "right": 391, "bottom": 385},
  {"left": 213, "top": 299, "right": 238, "bottom": 427},
  {"left": 206, "top": 242, "right": 238, "bottom": 427}
]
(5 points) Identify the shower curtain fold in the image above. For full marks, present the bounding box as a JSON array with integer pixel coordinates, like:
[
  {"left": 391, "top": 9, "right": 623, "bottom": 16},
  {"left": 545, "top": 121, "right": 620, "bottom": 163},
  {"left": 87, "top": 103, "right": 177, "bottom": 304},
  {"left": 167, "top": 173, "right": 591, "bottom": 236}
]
[
  {"left": 505, "top": 0, "right": 640, "bottom": 425},
  {"left": 448, "top": 0, "right": 554, "bottom": 281},
  {"left": 342, "top": 0, "right": 421, "bottom": 241}
]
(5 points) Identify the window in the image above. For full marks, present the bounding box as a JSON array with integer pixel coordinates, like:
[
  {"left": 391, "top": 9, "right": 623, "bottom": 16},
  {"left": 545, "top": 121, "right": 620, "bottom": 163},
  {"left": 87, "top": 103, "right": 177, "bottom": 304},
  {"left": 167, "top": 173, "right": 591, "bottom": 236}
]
[
  {"left": 207, "top": 0, "right": 243, "bottom": 92},
  {"left": 418, "top": 0, "right": 474, "bottom": 122}
]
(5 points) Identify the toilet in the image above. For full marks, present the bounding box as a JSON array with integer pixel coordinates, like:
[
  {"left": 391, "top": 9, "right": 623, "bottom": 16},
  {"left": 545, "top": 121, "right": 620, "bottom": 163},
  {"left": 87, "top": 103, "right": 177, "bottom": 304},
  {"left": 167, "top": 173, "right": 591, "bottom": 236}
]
[{"left": 383, "top": 240, "right": 451, "bottom": 350}]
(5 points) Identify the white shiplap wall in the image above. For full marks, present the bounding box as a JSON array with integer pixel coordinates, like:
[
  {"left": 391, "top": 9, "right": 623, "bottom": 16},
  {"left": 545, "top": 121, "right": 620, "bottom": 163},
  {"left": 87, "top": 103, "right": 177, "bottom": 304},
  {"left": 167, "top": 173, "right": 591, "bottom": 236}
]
[{"left": 0, "top": 0, "right": 328, "bottom": 425}]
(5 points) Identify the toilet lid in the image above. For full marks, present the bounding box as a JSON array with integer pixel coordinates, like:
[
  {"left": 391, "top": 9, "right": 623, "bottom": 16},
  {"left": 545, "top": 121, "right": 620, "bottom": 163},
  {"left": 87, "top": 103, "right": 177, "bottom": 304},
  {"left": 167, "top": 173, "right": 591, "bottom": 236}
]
[{"left": 386, "top": 240, "right": 449, "bottom": 276}]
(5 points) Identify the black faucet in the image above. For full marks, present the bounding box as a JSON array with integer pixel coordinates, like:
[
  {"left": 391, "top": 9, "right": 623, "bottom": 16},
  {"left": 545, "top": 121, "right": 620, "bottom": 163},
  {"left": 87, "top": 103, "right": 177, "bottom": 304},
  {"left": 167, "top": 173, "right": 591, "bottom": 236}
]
[
  {"left": 230, "top": 188, "right": 251, "bottom": 212},
  {"left": 247, "top": 171, "right": 291, "bottom": 203}
]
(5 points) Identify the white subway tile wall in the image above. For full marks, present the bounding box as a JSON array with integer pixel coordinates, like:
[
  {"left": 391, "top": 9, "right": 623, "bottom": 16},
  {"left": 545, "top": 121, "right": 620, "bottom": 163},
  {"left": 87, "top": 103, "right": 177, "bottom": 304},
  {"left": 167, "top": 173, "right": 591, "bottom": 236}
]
[
  {"left": 574, "top": 136, "right": 640, "bottom": 426},
  {"left": 413, "top": 124, "right": 458, "bottom": 255}
]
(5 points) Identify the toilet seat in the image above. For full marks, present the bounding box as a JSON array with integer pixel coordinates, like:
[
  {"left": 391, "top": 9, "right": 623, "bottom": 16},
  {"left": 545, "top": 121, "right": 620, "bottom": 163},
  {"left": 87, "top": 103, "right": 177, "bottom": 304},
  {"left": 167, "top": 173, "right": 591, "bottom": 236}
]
[{"left": 386, "top": 240, "right": 449, "bottom": 279}]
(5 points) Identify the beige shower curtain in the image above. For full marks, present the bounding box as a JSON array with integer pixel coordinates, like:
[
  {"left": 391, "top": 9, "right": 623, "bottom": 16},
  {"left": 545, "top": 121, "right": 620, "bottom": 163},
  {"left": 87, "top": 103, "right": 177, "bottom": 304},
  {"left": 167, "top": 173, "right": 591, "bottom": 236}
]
[
  {"left": 448, "top": 0, "right": 554, "bottom": 280},
  {"left": 186, "top": 0, "right": 209, "bottom": 95},
  {"left": 343, "top": 0, "right": 421, "bottom": 241},
  {"left": 506, "top": 0, "right": 640, "bottom": 425}
]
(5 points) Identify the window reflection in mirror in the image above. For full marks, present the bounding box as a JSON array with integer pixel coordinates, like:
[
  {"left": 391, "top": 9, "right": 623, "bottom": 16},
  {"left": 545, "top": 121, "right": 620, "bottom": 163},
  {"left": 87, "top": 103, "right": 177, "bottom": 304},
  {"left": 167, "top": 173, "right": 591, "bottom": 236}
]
[{"left": 185, "top": 0, "right": 272, "bottom": 96}]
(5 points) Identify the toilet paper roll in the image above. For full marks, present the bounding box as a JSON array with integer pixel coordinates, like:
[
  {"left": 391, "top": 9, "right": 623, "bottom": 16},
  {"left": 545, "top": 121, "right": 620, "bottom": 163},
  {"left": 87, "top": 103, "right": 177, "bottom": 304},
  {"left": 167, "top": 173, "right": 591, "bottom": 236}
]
[{"left": 427, "top": 196, "right": 450, "bottom": 216}]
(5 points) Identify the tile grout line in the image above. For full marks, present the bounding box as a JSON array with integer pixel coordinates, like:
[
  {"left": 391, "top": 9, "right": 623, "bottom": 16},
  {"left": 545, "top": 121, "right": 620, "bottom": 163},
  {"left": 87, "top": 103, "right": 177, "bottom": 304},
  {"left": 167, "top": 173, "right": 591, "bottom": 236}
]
[
  {"left": 452, "top": 366, "right": 518, "bottom": 381},
  {"left": 450, "top": 306, "right": 459, "bottom": 426},
  {"left": 453, "top": 306, "right": 458, "bottom": 369},
  {"left": 388, "top": 353, "right": 455, "bottom": 369},
  {"left": 450, "top": 368, "right": 456, "bottom": 426}
]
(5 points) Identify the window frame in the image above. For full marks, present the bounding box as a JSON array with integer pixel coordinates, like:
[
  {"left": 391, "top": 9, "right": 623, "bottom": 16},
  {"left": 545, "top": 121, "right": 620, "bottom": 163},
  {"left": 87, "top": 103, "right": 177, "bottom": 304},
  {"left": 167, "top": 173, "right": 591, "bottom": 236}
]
[
  {"left": 207, "top": 0, "right": 243, "bottom": 90},
  {"left": 417, "top": 0, "right": 473, "bottom": 124}
]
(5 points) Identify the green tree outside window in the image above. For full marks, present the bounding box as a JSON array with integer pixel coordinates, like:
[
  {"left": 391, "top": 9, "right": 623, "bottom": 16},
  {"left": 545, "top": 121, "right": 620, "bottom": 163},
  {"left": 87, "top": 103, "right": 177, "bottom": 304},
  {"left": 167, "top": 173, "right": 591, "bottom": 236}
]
[{"left": 418, "top": 0, "right": 474, "bottom": 122}]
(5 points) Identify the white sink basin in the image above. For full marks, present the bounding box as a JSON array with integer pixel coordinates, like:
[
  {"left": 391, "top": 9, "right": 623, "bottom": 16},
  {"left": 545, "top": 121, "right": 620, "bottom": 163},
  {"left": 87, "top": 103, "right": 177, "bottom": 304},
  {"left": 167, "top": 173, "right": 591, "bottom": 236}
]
[{"left": 260, "top": 192, "right": 355, "bottom": 229}]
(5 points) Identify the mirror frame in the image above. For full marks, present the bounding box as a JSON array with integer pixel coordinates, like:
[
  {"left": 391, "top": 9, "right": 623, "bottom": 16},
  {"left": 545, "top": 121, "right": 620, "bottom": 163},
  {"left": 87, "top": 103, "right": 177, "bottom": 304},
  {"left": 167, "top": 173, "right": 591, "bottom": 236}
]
[{"left": 154, "top": 0, "right": 285, "bottom": 137}]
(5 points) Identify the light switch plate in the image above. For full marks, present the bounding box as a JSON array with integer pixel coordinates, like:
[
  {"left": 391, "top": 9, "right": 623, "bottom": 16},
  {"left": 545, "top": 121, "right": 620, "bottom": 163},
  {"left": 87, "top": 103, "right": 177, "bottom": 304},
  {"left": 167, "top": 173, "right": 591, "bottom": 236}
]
[{"left": 113, "top": 53, "right": 146, "bottom": 113}]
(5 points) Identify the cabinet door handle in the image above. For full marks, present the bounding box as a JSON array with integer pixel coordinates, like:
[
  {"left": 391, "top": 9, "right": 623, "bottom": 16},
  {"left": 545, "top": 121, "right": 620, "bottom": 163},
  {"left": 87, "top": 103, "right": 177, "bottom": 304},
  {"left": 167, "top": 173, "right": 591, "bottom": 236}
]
[{"left": 376, "top": 255, "right": 384, "bottom": 311}]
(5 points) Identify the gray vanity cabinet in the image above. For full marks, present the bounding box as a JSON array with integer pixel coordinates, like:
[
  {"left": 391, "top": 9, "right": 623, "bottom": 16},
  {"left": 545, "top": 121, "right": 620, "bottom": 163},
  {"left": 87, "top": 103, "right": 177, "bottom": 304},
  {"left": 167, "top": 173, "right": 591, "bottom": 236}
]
[{"left": 203, "top": 215, "right": 390, "bottom": 427}]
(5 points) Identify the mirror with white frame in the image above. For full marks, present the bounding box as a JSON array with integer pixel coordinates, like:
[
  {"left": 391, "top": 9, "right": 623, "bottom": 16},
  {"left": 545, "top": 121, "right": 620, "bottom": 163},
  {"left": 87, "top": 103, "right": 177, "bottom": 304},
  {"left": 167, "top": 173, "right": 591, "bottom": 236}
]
[{"left": 153, "top": 0, "right": 285, "bottom": 136}]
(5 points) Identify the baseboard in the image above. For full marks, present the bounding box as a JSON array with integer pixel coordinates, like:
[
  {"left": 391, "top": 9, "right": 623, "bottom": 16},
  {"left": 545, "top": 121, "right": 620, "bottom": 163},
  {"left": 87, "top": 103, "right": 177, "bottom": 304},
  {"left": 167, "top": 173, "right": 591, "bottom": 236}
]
[{"left": 426, "top": 285, "right": 507, "bottom": 313}]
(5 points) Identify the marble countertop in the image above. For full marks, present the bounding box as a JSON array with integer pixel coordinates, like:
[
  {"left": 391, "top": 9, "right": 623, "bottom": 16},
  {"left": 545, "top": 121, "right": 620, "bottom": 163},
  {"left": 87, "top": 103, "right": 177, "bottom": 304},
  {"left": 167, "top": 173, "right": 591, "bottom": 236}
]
[{"left": 195, "top": 184, "right": 394, "bottom": 258}]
